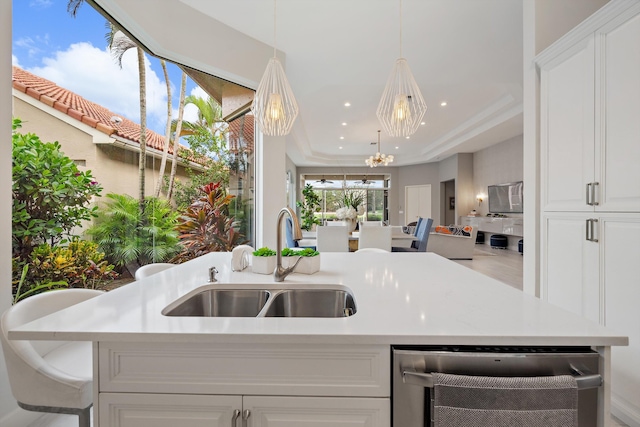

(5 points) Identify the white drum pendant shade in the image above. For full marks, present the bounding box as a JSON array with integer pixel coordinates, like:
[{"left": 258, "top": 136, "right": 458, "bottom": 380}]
[
  {"left": 376, "top": 57, "right": 427, "bottom": 138},
  {"left": 251, "top": 57, "right": 299, "bottom": 136}
]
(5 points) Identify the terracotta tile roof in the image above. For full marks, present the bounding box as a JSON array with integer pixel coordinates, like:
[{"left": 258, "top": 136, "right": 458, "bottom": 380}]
[{"left": 12, "top": 65, "right": 178, "bottom": 155}]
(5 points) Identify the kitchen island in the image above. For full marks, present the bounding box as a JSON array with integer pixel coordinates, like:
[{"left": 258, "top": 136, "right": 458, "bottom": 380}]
[{"left": 10, "top": 252, "right": 628, "bottom": 426}]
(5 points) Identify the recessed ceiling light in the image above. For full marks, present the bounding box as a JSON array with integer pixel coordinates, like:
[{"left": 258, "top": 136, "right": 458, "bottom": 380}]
[
  {"left": 421, "top": 122, "right": 426, "bottom": 125},
  {"left": 344, "top": 102, "right": 351, "bottom": 107},
  {"left": 339, "top": 146, "right": 343, "bottom": 149},
  {"left": 395, "top": 146, "right": 399, "bottom": 149},
  {"left": 405, "top": 136, "right": 410, "bottom": 139},
  {"left": 339, "top": 136, "right": 344, "bottom": 140},
  {"left": 440, "top": 101, "right": 447, "bottom": 107},
  {"left": 342, "top": 122, "right": 347, "bottom": 126}
]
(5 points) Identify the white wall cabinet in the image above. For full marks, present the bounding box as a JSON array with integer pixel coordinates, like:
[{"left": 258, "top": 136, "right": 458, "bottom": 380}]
[
  {"left": 540, "top": 9, "right": 640, "bottom": 214},
  {"left": 537, "top": 2, "right": 640, "bottom": 425},
  {"left": 95, "top": 342, "right": 390, "bottom": 427},
  {"left": 99, "top": 393, "right": 389, "bottom": 427}
]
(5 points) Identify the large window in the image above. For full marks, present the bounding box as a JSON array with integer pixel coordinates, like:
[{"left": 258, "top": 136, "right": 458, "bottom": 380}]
[{"left": 300, "top": 174, "right": 390, "bottom": 223}]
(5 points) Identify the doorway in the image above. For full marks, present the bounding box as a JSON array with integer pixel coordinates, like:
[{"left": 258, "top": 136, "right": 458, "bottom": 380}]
[{"left": 441, "top": 179, "right": 456, "bottom": 225}]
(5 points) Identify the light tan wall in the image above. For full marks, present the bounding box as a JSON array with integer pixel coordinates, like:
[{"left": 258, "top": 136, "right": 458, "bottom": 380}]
[{"left": 13, "top": 96, "right": 192, "bottom": 202}]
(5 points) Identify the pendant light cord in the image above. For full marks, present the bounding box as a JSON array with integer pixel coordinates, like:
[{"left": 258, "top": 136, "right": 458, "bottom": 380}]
[
  {"left": 399, "top": 0, "right": 403, "bottom": 58},
  {"left": 273, "top": 0, "right": 277, "bottom": 58}
]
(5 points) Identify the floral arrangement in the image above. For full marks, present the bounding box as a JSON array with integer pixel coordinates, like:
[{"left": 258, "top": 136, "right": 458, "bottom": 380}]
[{"left": 335, "top": 206, "right": 357, "bottom": 220}]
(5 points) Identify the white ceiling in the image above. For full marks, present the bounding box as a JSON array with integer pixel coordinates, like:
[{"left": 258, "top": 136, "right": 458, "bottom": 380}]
[{"left": 100, "top": 0, "right": 525, "bottom": 167}]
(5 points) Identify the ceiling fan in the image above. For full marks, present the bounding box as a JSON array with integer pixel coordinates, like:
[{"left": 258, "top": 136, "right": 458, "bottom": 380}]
[
  {"left": 316, "top": 176, "right": 334, "bottom": 184},
  {"left": 361, "top": 176, "right": 372, "bottom": 184}
]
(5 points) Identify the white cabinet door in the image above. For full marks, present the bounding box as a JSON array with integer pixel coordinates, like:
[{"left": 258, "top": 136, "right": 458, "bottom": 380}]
[
  {"left": 244, "top": 395, "right": 390, "bottom": 427},
  {"left": 99, "top": 393, "right": 240, "bottom": 427},
  {"left": 596, "top": 12, "right": 640, "bottom": 212},
  {"left": 541, "top": 213, "right": 600, "bottom": 323},
  {"left": 601, "top": 215, "right": 640, "bottom": 422},
  {"left": 540, "top": 36, "right": 595, "bottom": 212}
]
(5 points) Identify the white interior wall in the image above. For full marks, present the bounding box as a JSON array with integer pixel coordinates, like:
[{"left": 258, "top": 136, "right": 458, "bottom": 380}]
[
  {"left": 472, "top": 135, "right": 524, "bottom": 217},
  {"left": 0, "top": 1, "right": 16, "bottom": 421}
]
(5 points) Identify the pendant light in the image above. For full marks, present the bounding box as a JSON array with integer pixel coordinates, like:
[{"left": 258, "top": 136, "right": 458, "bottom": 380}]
[
  {"left": 376, "top": 0, "right": 427, "bottom": 138},
  {"left": 366, "top": 130, "right": 394, "bottom": 167},
  {"left": 251, "top": 0, "right": 298, "bottom": 136}
]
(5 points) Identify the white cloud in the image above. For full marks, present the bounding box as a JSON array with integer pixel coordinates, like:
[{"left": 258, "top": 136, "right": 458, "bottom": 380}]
[
  {"left": 27, "top": 42, "right": 169, "bottom": 134},
  {"left": 12, "top": 54, "right": 21, "bottom": 67}
]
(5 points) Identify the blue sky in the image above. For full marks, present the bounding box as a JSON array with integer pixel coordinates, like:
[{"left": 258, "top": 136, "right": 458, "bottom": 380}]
[{"left": 12, "top": 0, "right": 203, "bottom": 135}]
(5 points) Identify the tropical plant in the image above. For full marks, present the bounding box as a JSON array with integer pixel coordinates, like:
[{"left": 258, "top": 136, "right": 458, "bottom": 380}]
[
  {"left": 168, "top": 160, "right": 230, "bottom": 211},
  {"left": 171, "top": 182, "right": 248, "bottom": 263},
  {"left": 12, "top": 118, "right": 103, "bottom": 259},
  {"left": 12, "top": 240, "right": 117, "bottom": 302},
  {"left": 87, "top": 193, "right": 180, "bottom": 271},
  {"left": 296, "top": 184, "right": 322, "bottom": 231}
]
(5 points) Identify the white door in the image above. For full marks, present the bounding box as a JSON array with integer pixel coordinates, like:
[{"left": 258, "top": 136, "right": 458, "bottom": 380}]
[
  {"left": 405, "top": 185, "right": 431, "bottom": 225},
  {"left": 540, "top": 36, "right": 595, "bottom": 212},
  {"left": 99, "top": 393, "right": 241, "bottom": 427},
  {"left": 244, "top": 395, "right": 390, "bottom": 427},
  {"left": 541, "top": 213, "right": 599, "bottom": 323},
  {"left": 596, "top": 14, "right": 640, "bottom": 212}
]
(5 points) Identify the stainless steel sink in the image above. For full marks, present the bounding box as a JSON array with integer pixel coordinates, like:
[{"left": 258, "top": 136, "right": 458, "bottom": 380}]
[
  {"left": 162, "top": 285, "right": 356, "bottom": 318},
  {"left": 162, "top": 289, "right": 270, "bottom": 317},
  {"left": 263, "top": 289, "right": 356, "bottom": 317}
]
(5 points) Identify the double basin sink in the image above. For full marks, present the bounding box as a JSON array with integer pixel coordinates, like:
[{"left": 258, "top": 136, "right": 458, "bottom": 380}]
[{"left": 162, "top": 284, "right": 357, "bottom": 318}]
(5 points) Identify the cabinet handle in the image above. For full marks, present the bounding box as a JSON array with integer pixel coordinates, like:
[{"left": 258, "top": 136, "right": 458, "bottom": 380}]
[
  {"left": 586, "top": 183, "right": 592, "bottom": 206},
  {"left": 586, "top": 219, "right": 591, "bottom": 241},
  {"left": 590, "top": 218, "right": 599, "bottom": 243},
  {"left": 242, "top": 409, "right": 251, "bottom": 427},
  {"left": 592, "top": 182, "right": 599, "bottom": 206},
  {"left": 232, "top": 409, "right": 241, "bottom": 427}
]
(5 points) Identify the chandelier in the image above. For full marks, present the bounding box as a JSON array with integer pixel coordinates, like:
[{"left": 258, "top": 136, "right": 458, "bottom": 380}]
[
  {"left": 376, "top": 0, "right": 427, "bottom": 137},
  {"left": 366, "top": 130, "right": 394, "bottom": 168},
  {"left": 250, "top": 0, "right": 298, "bottom": 136}
]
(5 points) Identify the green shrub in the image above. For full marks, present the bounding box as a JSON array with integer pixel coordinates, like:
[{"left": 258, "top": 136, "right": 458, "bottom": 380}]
[
  {"left": 253, "top": 247, "right": 276, "bottom": 257},
  {"left": 87, "top": 193, "right": 180, "bottom": 269},
  {"left": 12, "top": 240, "right": 118, "bottom": 302},
  {"left": 12, "top": 118, "right": 103, "bottom": 259}
]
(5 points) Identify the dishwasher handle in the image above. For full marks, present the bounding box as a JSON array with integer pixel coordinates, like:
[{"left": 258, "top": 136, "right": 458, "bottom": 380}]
[{"left": 402, "top": 370, "right": 602, "bottom": 390}]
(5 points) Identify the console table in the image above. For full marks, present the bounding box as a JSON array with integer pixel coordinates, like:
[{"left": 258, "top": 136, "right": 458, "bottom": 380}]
[{"left": 459, "top": 216, "right": 523, "bottom": 251}]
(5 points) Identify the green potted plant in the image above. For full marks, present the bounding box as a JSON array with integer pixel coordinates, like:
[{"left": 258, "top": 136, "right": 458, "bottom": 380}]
[
  {"left": 296, "top": 184, "right": 322, "bottom": 231},
  {"left": 280, "top": 247, "right": 320, "bottom": 274},
  {"left": 252, "top": 247, "right": 276, "bottom": 275}
]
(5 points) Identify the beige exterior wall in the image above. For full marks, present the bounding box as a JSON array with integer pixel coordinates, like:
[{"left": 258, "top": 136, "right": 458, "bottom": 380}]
[{"left": 13, "top": 96, "right": 193, "bottom": 202}]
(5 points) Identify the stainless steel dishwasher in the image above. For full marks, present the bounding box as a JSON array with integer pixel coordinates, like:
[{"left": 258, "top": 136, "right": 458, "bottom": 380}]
[{"left": 392, "top": 346, "right": 602, "bottom": 427}]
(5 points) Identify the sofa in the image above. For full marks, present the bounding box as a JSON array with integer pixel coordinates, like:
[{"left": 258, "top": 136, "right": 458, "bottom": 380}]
[{"left": 427, "top": 225, "right": 478, "bottom": 260}]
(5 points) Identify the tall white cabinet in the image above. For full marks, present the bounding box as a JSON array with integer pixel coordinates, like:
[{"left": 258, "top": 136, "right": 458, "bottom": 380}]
[{"left": 537, "top": 2, "right": 640, "bottom": 425}]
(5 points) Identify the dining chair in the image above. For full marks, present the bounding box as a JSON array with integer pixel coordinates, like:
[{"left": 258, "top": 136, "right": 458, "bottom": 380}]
[
  {"left": 135, "top": 262, "right": 175, "bottom": 280},
  {"left": 392, "top": 218, "right": 433, "bottom": 252},
  {"left": 359, "top": 220, "right": 383, "bottom": 227},
  {"left": 355, "top": 247, "right": 390, "bottom": 253},
  {"left": 316, "top": 225, "right": 349, "bottom": 252},
  {"left": 1, "top": 289, "right": 104, "bottom": 427},
  {"left": 358, "top": 225, "right": 392, "bottom": 252}
]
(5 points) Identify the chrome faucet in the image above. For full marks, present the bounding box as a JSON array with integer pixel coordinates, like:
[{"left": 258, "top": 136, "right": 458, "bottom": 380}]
[{"left": 274, "top": 206, "right": 303, "bottom": 282}]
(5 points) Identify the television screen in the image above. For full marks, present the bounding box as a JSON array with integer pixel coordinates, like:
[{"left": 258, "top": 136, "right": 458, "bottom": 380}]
[{"left": 488, "top": 182, "right": 523, "bottom": 214}]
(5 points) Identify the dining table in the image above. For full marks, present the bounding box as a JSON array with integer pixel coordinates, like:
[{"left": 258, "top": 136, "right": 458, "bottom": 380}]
[{"left": 299, "top": 229, "right": 417, "bottom": 251}]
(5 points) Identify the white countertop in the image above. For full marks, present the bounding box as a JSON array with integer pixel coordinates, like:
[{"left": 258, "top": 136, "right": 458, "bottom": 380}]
[{"left": 10, "top": 252, "right": 628, "bottom": 347}]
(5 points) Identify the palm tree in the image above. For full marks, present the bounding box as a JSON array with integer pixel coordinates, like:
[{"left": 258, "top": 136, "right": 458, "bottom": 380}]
[
  {"left": 155, "top": 60, "right": 172, "bottom": 197},
  {"left": 68, "top": 1, "right": 149, "bottom": 212},
  {"left": 179, "top": 95, "right": 228, "bottom": 156},
  {"left": 167, "top": 73, "right": 187, "bottom": 199},
  {"left": 105, "top": 24, "right": 147, "bottom": 212}
]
